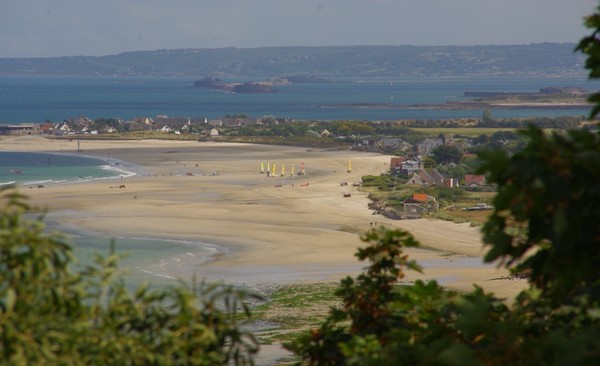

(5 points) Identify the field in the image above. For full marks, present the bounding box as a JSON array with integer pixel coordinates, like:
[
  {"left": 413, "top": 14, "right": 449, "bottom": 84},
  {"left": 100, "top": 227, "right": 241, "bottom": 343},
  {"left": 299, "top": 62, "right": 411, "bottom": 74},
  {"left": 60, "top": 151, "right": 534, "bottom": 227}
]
[{"left": 411, "top": 127, "right": 517, "bottom": 137}]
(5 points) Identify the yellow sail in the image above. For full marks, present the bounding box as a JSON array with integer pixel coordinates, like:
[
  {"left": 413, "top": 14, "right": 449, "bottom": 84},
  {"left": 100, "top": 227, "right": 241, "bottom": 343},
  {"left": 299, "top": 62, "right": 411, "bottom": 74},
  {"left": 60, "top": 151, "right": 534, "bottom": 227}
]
[
  {"left": 291, "top": 163, "right": 295, "bottom": 176},
  {"left": 281, "top": 163, "right": 285, "bottom": 177},
  {"left": 347, "top": 160, "right": 352, "bottom": 173},
  {"left": 260, "top": 162, "right": 264, "bottom": 173},
  {"left": 272, "top": 163, "right": 276, "bottom": 176}
]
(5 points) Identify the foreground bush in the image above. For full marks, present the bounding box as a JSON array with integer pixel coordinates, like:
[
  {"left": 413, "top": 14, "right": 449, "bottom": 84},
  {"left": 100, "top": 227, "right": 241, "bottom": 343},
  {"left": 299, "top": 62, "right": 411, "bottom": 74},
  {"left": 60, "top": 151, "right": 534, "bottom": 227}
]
[
  {"left": 289, "top": 128, "right": 600, "bottom": 365},
  {"left": 288, "top": 8, "right": 600, "bottom": 364},
  {"left": 0, "top": 187, "right": 259, "bottom": 365}
]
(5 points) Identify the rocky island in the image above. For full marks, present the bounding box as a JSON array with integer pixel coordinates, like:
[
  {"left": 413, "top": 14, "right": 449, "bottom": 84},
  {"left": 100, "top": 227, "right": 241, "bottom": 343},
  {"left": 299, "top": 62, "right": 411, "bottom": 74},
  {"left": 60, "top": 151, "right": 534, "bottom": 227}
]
[{"left": 193, "top": 77, "right": 286, "bottom": 93}]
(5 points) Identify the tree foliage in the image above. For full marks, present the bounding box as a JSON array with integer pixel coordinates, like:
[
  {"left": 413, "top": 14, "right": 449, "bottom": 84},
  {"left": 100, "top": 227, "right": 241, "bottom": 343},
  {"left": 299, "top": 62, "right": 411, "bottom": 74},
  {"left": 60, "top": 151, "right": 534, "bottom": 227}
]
[
  {"left": 287, "top": 7, "right": 600, "bottom": 364},
  {"left": 0, "top": 187, "right": 259, "bottom": 365},
  {"left": 431, "top": 145, "right": 462, "bottom": 165},
  {"left": 289, "top": 123, "right": 600, "bottom": 364}
]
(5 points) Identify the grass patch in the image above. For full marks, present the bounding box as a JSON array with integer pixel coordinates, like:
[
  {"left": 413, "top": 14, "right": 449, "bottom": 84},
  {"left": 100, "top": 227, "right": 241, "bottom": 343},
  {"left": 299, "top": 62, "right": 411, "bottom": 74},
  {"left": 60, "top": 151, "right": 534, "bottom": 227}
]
[
  {"left": 411, "top": 127, "right": 517, "bottom": 137},
  {"left": 251, "top": 282, "right": 340, "bottom": 344}
]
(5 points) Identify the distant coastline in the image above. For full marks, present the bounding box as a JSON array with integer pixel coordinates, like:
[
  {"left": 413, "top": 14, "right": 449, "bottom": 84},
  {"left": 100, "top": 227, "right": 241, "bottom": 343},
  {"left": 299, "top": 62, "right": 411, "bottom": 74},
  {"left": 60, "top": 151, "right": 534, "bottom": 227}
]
[
  {"left": 324, "top": 86, "right": 592, "bottom": 111},
  {"left": 0, "top": 44, "right": 585, "bottom": 78}
]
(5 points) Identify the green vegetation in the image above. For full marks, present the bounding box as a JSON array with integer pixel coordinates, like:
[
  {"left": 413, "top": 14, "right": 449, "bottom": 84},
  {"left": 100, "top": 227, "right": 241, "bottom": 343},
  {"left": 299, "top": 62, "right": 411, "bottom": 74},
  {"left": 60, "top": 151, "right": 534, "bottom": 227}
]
[
  {"left": 251, "top": 283, "right": 340, "bottom": 344},
  {"left": 287, "top": 124, "right": 600, "bottom": 365},
  {"left": 0, "top": 187, "right": 259, "bottom": 365},
  {"left": 283, "top": 11, "right": 600, "bottom": 362},
  {"left": 410, "top": 127, "right": 515, "bottom": 137}
]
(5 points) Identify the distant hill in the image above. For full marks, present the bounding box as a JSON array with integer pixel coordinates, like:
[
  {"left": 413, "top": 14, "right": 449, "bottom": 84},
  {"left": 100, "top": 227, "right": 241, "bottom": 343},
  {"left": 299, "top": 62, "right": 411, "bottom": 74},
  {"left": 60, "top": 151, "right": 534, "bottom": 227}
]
[{"left": 0, "top": 43, "right": 585, "bottom": 78}]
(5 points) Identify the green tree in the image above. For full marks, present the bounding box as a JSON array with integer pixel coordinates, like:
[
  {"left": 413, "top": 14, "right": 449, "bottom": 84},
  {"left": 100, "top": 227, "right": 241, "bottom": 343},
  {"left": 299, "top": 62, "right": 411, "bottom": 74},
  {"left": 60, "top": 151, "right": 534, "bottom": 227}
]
[
  {"left": 472, "top": 133, "right": 489, "bottom": 145},
  {"left": 481, "top": 109, "right": 494, "bottom": 124},
  {"left": 290, "top": 123, "right": 600, "bottom": 364},
  {"left": 0, "top": 187, "right": 259, "bottom": 365},
  {"left": 431, "top": 145, "right": 462, "bottom": 165},
  {"left": 576, "top": 4, "right": 600, "bottom": 119},
  {"left": 480, "top": 126, "right": 600, "bottom": 302},
  {"left": 289, "top": 5, "right": 600, "bottom": 364}
]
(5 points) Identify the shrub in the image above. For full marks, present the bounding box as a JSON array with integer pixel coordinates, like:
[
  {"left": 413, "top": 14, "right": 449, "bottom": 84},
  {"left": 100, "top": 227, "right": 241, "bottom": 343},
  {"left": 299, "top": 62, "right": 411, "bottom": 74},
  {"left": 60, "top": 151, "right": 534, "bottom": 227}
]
[{"left": 0, "top": 186, "right": 259, "bottom": 365}]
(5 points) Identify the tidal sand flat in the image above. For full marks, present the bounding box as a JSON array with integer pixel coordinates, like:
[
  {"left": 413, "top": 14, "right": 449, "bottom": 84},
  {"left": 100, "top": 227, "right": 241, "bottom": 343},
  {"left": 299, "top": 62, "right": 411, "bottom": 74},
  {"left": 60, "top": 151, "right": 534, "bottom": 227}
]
[{"left": 1, "top": 135, "right": 525, "bottom": 298}]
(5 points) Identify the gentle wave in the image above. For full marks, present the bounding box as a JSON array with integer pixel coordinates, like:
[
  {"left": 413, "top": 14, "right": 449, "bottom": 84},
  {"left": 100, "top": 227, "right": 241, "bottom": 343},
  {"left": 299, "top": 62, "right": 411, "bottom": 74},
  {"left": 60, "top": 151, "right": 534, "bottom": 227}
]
[
  {"left": 125, "top": 236, "right": 224, "bottom": 258},
  {"left": 1, "top": 151, "right": 136, "bottom": 186},
  {"left": 99, "top": 163, "right": 137, "bottom": 179}
]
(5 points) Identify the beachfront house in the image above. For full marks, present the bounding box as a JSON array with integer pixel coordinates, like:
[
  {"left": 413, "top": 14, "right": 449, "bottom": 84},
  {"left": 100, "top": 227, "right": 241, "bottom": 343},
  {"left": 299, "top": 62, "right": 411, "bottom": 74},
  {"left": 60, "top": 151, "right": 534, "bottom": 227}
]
[
  {"left": 403, "top": 193, "right": 439, "bottom": 218},
  {"left": 0, "top": 124, "right": 38, "bottom": 135},
  {"left": 159, "top": 125, "right": 173, "bottom": 133}
]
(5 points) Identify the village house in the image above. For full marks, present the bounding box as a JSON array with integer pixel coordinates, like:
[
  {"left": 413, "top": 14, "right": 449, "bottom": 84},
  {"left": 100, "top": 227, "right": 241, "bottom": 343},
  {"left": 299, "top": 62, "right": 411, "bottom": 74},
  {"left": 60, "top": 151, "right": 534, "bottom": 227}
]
[
  {"left": 154, "top": 115, "right": 207, "bottom": 133},
  {"left": 376, "top": 137, "right": 413, "bottom": 153},
  {"left": 219, "top": 117, "right": 259, "bottom": 127},
  {"left": 39, "top": 122, "right": 54, "bottom": 135},
  {"left": 54, "top": 123, "right": 72, "bottom": 135},
  {"left": 464, "top": 174, "right": 486, "bottom": 187},
  {"left": 355, "top": 138, "right": 377, "bottom": 150},
  {"left": 275, "top": 117, "right": 291, "bottom": 125},
  {"left": 158, "top": 125, "right": 173, "bottom": 133},
  {"left": 126, "top": 118, "right": 154, "bottom": 132},
  {"left": 403, "top": 193, "right": 439, "bottom": 218},
  {"left": 406, "top": 168, "right": 446, "bottom": 186},
  {"left": 208, "top": 119, "right": 223, "bottom": 127},
  {"left": 390, "top": 156, "right": 424, "bottom": 175},
  {"left": 100, "top": 126, "right": 118, "bottom": 134},
  {"left": 416, "top": 137, "right": 444, "bottom": 156}
]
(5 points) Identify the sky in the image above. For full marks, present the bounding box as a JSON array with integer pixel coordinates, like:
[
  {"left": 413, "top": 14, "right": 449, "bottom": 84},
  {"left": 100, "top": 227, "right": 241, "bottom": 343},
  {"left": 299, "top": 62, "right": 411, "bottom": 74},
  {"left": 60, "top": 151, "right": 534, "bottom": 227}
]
[{"left": 0, "top": 0, "right": 597, "bottom": 58}]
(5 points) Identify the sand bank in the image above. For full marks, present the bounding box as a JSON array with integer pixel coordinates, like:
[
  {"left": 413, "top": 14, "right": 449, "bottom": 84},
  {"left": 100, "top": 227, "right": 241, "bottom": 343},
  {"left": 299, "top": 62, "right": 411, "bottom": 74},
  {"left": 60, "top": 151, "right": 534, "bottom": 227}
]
[{"left": 1, "top": 135, "right": 525, "bottom": 298}]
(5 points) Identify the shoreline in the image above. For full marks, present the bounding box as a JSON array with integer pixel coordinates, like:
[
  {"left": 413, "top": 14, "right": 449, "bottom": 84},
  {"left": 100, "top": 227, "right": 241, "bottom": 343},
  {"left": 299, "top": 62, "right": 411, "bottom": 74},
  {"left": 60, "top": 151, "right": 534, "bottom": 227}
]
[{"left": 0, "top": 135, "right": 526, "bottom": 298}]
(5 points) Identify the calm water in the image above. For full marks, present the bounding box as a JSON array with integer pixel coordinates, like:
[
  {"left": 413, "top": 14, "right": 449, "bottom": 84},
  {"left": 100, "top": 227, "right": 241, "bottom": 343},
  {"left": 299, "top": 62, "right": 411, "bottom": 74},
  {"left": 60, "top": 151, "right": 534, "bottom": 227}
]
[
  {"left": 0, "top": 76, "right": 596, "bottom": 123},
  {"left": 70, "top": 234, "right": 224, "bottom": 288},
  {"left": 0, "top": 151, "right": 133, "bottom": 186},
  {"left": 37, "top": 217, "right": 226, "bottom": 289}
]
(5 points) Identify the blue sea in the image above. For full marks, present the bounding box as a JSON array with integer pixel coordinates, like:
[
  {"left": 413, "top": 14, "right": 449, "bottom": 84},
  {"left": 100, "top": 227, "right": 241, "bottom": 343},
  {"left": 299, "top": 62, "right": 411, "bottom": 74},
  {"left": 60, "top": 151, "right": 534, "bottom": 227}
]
[{"left": 0, "top": 75, "right": 596, "bottom": 123}]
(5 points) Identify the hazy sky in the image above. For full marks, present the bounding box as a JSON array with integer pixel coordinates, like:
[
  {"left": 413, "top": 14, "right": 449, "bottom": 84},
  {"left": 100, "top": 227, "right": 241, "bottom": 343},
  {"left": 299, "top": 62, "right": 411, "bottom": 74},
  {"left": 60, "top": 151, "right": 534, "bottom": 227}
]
[{"left": 1, "top": 0, "right": 597, "bottom": 58}]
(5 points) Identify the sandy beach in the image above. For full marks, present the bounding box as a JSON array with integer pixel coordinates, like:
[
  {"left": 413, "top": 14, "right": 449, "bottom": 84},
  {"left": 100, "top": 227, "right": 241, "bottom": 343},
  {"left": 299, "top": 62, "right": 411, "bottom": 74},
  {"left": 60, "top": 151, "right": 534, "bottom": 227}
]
[{"left": 1, "top": 135, "right": 526, "bottom": 299}]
